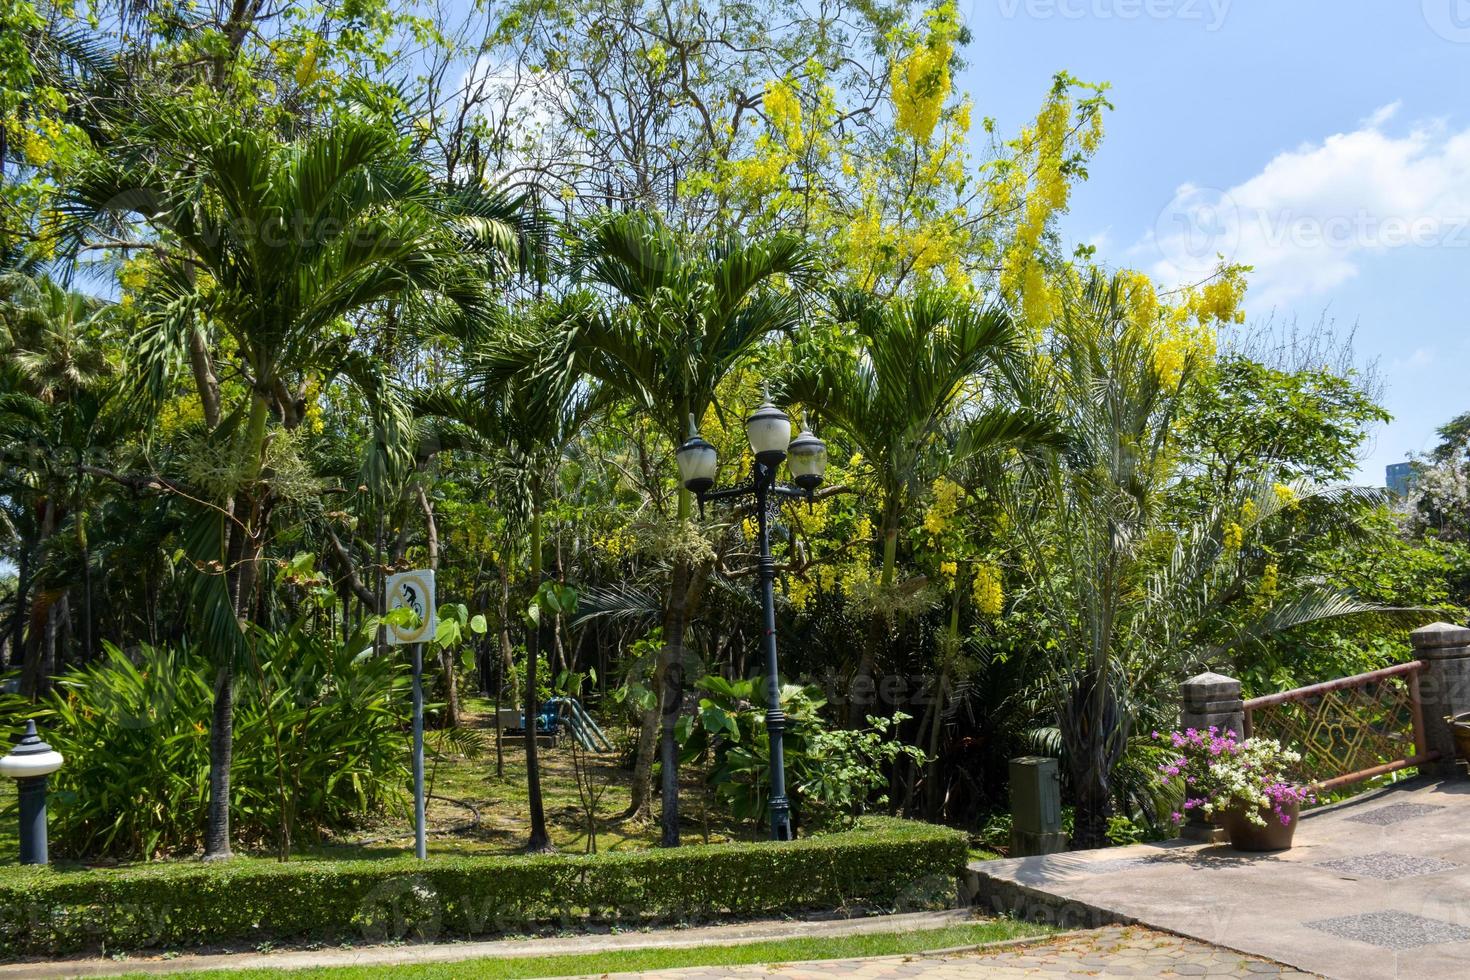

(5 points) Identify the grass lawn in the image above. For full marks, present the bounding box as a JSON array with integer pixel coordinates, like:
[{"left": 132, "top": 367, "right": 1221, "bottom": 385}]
[
  {"left": 285, "top": 695, "right": 757, "bottom": 861},
  {"left": 133, "top": 920, "right": 1056, "bottom": 979}
]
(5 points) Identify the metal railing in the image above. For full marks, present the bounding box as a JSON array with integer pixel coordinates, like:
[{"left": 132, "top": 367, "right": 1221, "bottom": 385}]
[{"left": 1243, "top": 660, "right": 1440, "bottom": 792}]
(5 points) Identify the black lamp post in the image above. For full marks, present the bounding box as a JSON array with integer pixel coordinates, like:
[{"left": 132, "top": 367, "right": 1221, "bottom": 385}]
[
  {"left": 1, "top": 720, "right": 65, "bottom": 865},
  {"left": 677, "top": 400, "right": 827, "bottom": 841}
]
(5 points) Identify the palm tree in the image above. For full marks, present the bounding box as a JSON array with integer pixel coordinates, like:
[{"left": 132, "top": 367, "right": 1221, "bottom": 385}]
[
  {"left": 783, "top": 289, "right": 1056, "bottom": 709},
  {"left": 0, "top": 276, "right": 120, "bottom": 692},
  {"left": 1005, "top": 272, "right": 1405, "bottom": 847},
  {"left": 56, "top": 105, "right": 513, "bottom": 859},
  {"left": 564, "top": 212, "right": 821, "bottom": 845},
  {"left": 420, "top": 298, "right": 598, "bottom": 851}
]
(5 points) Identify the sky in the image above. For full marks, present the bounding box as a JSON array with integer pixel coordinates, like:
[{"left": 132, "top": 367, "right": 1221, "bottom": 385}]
[{"left": 960, "top": 0, "right": 1470, "bottom": 484}]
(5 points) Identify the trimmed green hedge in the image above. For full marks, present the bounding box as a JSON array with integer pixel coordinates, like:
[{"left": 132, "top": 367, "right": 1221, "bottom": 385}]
[{"left": 0, "top": 818, "right": 967, "bottom": 957}]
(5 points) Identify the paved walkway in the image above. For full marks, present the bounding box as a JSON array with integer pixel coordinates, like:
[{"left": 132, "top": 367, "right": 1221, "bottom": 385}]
[
  {"left": 566, "top": 927, "right": 1310, "bottom": 978},
  {"left": 971, "top": 778, "right": 1470, "bottom": 980}
]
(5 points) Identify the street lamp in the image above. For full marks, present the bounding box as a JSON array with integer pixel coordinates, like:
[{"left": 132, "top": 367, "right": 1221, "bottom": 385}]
[
  {"left": 677, "top": 401, "right": 827, "bottom": 841},
  {"left": 0, "top": 720, "right": 64, "bottom": 865}
]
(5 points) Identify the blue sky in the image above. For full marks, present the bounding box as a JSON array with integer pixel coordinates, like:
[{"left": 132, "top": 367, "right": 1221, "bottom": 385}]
[{"left": 961, "top": 0, "right": 1470, "bottom": 483}]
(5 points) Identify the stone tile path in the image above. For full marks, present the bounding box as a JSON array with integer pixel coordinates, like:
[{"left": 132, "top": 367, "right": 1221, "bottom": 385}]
[
  {"left": 970, "top": 778, "right": 1470, "bottom": 980},
  {"left": 567, "top": 927, "right": 1312, "bottom": 978}
]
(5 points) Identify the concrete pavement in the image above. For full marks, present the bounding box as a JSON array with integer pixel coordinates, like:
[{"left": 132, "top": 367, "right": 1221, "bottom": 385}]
[{"left": 970, "top": 778, "right": 1470, "bottom": 980}]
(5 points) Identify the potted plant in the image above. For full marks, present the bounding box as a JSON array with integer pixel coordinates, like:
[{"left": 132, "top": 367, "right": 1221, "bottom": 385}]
[{"left": 1153, "top": 728, "right": 1315, "bottom": 851}]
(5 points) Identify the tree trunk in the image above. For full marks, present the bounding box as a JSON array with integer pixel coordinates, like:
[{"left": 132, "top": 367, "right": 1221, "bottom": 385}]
[
  {"left": 188, "top": 326, "right": 222, "bottom": 429},
  {"left": 656, "top": 554, "right": 692, "bottom": 847},
  {"left": 206, "top": 391, "right": 269, "bottom": 861},
  {"left": 524, "top": 507, "right": 554, "bottom": 852},
  {"left": 849, "top": 506, "right": 902, "bottom": 725},
  {"left": 203, "top": 663, "right": 235, "bottom": 860},
  {"left": 1071, "top": 763, "right": 1112, "bottom": 850},
  {"left": 77, "top": 506, "right": 94, "bottom": 663},
  {"left": 7, "top": 540, "right": 29, "bottom": 671},
  {"left": 19, "top": 500, "right": 56, "bottom": 698},
  {"left": 1064, "top": 668, "right": 1120, "bottom": 850},
  {"left": 40, "top": 592, "right": 63, "bottom": 692},
  {"left": 496, "top": 561, "right": 515, "bottom": 779},
  {"left": 621, "top": 699, "right": 660, "bottom": 822},
  {"left": 923, "top": 581, "right": 962, "bottom": 820}
]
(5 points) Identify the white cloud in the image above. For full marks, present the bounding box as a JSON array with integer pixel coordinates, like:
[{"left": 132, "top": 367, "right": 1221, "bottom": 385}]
[
  {"left": 1140, "top": 104, "right": 1470, "bottom": 308},
  {"left": 1392, "top": 346, "right": 1436, "bottom": 371},
  {"left": 1361, "top": 101, "right": 1401, "bottom": 129},
  {"left": 454, "top": 56, "right": 583, "bottom": 189}
]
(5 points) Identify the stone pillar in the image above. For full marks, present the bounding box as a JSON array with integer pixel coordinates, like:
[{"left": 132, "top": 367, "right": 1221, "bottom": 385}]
[
  {"left": 1181, "top": 671, "right": 1244, "bottom": 739},
  {"left": 1409, "top": 622, "right": 1470, "bottom": 779},
  {"left": 1177, "top": 671, "right": 1243, "bottom": 842}
]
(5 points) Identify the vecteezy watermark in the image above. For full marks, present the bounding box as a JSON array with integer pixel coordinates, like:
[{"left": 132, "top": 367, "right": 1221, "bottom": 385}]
[
  {"left": 1153, "top": 184, "right": 1241, "bottom": 275},
  {"left": 1253, "top": 210, "right": 1470, "bottom": 251},
  {"left": 995, "top": 0, "right": 1231, "bottom": 31},
  {"left": 1423, "top": 0, "right": 1470, "bottom": 42},
  {"left": 1153, "top": 183, "right": 1470, "bottom": 275}
]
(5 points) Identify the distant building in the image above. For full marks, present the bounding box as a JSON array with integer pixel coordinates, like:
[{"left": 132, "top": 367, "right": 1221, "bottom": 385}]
[{"left": 1386, "top": 461, "right": 1415, "bottom": 497}]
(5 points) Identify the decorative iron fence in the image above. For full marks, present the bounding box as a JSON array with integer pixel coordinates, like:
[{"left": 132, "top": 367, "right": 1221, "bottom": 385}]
[{"left": 1242, "top": 661, "right": 1440, "bottom": 791}]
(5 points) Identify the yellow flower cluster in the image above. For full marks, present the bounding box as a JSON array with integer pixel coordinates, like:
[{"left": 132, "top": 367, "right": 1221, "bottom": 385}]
[
  {"left": 117, "top": 257, "right": 151, "bottom": 292},
  {"left": 788, "top": 577, "right": 815, "bottom": 611},
  {"left": 1259, "top": 562, "right": 1279, "bottom": 598},
  {"left": 800, "top": 498, "right": 832, "bottom": 535},
  {"left": 595, "top": 527, "right": 638, "bottom": 561},
  {"left": 1117, "top": 269, "right": 1222, "bottom": 387},
  {"left": 763, "top": 79, "right": 804, "bottom": 151},
  {"left": 1222, "top": 521, "right": 1244, "bottom": 552},
  {"left": 1152, "top": 315, "right": 1216, "bottom": 387},
  {"left": 300, "top": 377, "right": 325, "bottom": 435},
  {"left": 938, "top": 559, "right": 958, "bottom": 582},
  {"left": 922, "top": 477, "right": 963, "bottom": 545},
  {"left": 889, "top": 1, "right": 959, "bottom": 144},
  {"left": 841, "top": 562, "right": 876, "bottom": 594},
  {"left": 294, "top": 37, "right": 324, "bottom": 88},
  {"left": 972, "top": 563, "right": 1003, "bottom": 617},
  {"left": 731, "top": 149, "right": 789, "bottom": 196},
  {"left": 998, "top": 89, "right": 1078, "bottom": 330},
  {"left": 1187, "top": 268, "right": 1249, "bottom": 326},
  {"left": 1272, "top": 483, "right": 1297, "bottom": 507},
  {"left": 1240, "top": 499, "right": 1258, "bottom": 525}
]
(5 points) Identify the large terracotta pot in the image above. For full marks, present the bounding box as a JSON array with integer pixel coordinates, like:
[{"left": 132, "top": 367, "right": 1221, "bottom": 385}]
[{"left": 1224, "top": 798, "right": 1300, "bottom": 851}]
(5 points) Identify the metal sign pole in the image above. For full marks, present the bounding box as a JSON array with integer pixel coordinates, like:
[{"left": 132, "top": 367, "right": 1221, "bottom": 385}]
[
  {"left": 411, "top": 641, "right": 426, "bottom": 860},
  {"left": 385, "top": 569, "right": 435, "bottom": 862}
]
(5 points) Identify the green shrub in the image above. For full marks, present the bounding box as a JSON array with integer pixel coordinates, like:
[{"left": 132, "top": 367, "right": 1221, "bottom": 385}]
[
  {"left": 0, "top": 818, "right": 967, "bottom": 956},
  {"left": 45, "top": 622, "right": 409, "bottom": 859},
  {"left": 678, "top": 676, "right": 923, "bottom": 831}
]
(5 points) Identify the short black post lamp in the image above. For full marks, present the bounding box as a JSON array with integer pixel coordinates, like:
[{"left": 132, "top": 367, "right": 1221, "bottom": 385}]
[
  {"left": 0, "top": 720, "right": 64, "bottom": 865},
  {"left": 676, "top": 400, "right": 827, "bottom": 840}
]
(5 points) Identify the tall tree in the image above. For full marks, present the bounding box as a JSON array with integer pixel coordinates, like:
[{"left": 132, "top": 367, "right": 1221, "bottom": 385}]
[
  {"left": 0, "top": 276, "right": 119, "bottom": 692},
  {"left": 1006, "top": 272, "right": 1402, "bottom": 848},
  {"left": 782, "top": 286, "right": 1056, "bottom": 764},
  {"left": 421, "top": 298, "right": 598, "bottom": 851},
  {"left": 563, "top": 211, "right": 819, "bottom": 844},
  {"left": 56, "top": 105, "right": 507, "bottom": 859}
]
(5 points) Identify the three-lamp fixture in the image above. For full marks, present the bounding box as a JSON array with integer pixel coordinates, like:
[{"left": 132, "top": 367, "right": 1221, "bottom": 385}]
[
  {"left": 676, "top": 400, "right": 828, "bottom": 500},
  {"left": 674, "top": 399, "right": 827, "bottom": 841}
]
